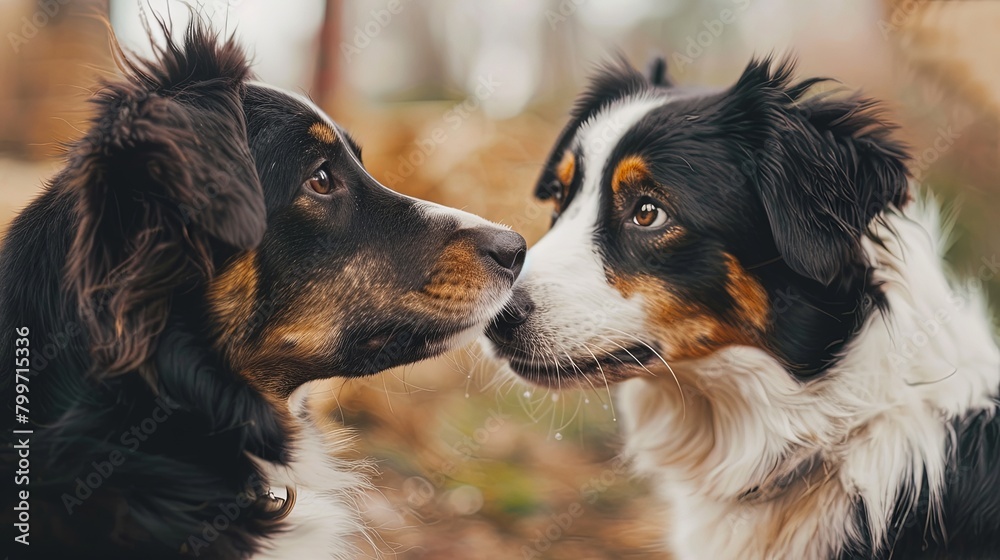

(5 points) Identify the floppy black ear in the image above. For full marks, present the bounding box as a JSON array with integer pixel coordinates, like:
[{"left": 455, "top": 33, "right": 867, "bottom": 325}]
[
  {"left": 66, "top": 21, "right": 265, "bottom": 377},
  {"left": 725, "top": 57, "right": 910, "bottom": 287}
]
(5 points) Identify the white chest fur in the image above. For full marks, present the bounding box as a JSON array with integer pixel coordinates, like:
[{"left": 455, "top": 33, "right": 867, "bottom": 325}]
[
  {"left": 619, "top": 198, "right": 1000, "bottom": 560},
  {"left": 251, "top": 385, "right": 368, "bottom": 560}
]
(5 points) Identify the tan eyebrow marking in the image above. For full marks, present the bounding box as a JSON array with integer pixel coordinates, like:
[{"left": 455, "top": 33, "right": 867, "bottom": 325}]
[
  {"left": 557, "top": 150, "right": 576, "bottom": 186},
  {"left": 612, "top": 155, "right": 650, "bottom": 194},
  {"left": 308, "top": 122, "right": 337, "bottom": 144}
]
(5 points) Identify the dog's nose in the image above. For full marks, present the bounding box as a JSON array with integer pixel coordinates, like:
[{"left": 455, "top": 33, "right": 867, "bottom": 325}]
[
  {"left": 473, "top": 228, "right": 526, "bottom": 278},
  {"left": 488, "top": 291, "right": 534, "bottom": 342}
]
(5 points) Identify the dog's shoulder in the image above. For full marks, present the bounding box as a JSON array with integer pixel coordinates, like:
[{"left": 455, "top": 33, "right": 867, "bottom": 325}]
[
  {"left": 871, "top": 406, "right": 1000, "bottom": 560},
  {"left": 838, "top": 407, "right": 1000, "bottom": 560}
]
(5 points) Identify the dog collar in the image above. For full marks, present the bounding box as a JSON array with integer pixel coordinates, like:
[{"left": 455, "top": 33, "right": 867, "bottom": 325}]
[{"left": 259, "top": 485, "right": 297, "bottom": 521}]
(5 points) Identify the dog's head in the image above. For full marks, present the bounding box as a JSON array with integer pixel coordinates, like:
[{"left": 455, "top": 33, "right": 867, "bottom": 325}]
[
  {"left": 67, "top": 23, "right": 523, "bottom": 396},
  {"left": 485, "top": 56, "right": 909, "bottom": 387}
]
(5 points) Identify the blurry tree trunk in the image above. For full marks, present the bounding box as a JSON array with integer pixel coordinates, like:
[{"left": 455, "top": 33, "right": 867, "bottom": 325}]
[{"left": 313, "top": 0, "right": 342, "bottom": 105}]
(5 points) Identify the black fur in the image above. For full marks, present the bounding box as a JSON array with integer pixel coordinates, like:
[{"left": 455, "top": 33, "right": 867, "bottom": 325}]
[
  {"left": 525, "top": 55, "right": 910, "bottom": 378},
  {"left": 534, "top": 55, "right": 647, "bottom": 219},
  {"left": 838, "top": 406, "right": 1000, "bottom": 559},
  {"left": 1, "top": 19, "right": 521, "bottom": 558},
  {"left": 1, "top": 24, "right": 281, "bottom": 559},
  {"left": 505, "top": 54, "right": 1000, "bottom": 559}
]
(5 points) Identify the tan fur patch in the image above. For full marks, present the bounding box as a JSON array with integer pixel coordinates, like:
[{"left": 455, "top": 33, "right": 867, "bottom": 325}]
[
  {"left": 207, "top": 250, "right": 339, "bottom": 394},
  {"left": 725, "top": 255, "right": 770, "bottom": 331},
  {"left": 207, "top": 233, "right": 502, "bottom": 395},
  {"left": 608, "top": 255, "right": 769, "bottom": 361},
  {"left": 257, "top": 310, "right": 337, "bottom": 363},
  {"left": 237, "top": 307, "right": 341, "bottom": 396},
  {"left": 417, "top": 238, "right": 489, "bottom": 311},
  {"left": 612, "top": 155, "right": 650, "bottom": 194},
  {"left": 308, "top": 122, "right": 337, "bottom": 144},
  {"left": 556, "top": 150, "right": 575, "bottom": 187},
  {"left": 207, "top": 251, "right": 259, "bottom": 347},
  {"left": 607, "top": 271, "right": 717, "bottom": 360}
]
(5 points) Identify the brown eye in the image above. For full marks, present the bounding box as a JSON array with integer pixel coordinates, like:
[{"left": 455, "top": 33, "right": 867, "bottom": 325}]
[
  {"left": 306, "top": 168, "right": 333, "bottom": 195},
  {"left": 632, "top": 201, "right": 668, "bottom": 228}
]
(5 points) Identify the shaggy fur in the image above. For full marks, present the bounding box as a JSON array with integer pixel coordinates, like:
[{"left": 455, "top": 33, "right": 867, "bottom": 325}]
[
  {"left": 485, "top": 55, "right": 1000, "bottom": 559},
  {"left": 1, "top": 21, "right": 522, "bottom": 559}
]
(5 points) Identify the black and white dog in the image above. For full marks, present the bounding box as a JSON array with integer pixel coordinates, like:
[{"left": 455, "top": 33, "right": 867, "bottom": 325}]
[
  {"left": 0, "top": 22, "right": 522, "bottom": 559},
  {"left": 485, "top": 56, "right": 1000, "bottom": 559}
]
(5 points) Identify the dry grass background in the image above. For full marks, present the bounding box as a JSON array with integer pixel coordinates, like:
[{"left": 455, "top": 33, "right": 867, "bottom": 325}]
[
  {"left": 1, "top": 1, "right": 998, "bottom": 558},
  {"left": 309, "top": 106, "right": 667, "bottom": 558}
]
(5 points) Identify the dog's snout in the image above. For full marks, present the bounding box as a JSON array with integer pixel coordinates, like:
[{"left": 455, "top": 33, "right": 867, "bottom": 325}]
[
  {"left": 472, "top": 228, "right": 526, "bottom": 279},
  {"left": 488, "top": 292, "right": 534, "bottom": 342},
  {"left": 488, "top": 231, "right": 526, "bottom": 277}
]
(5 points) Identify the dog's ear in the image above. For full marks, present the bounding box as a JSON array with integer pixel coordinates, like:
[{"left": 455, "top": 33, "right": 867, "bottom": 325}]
[
  {"left": 571, "top": 54, "right": 649, "bottom": 123},
  {"left": 66, "top": 21, "right": 265, "bottom": 378},
  {"left": 723, "top": 57, "right": 910, "bottom": 287}
]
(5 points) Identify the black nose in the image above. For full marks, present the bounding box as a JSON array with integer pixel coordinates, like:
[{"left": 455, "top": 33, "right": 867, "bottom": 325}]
[
  {"left": 488, "top": 291, "right": 534, "bottom": 342},
  {"left": 473, "top": 228, "right": 526, "bottom": 278}
]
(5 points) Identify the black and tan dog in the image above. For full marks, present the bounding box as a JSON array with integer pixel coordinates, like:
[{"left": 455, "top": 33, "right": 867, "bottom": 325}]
[{"left": 0, "top": 21, "right": 523, "bottom": 559}]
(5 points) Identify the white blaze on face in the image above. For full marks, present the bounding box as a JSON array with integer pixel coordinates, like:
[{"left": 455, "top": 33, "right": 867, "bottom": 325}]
[
  {"left": 414, "top": 198, "right": 503, "bottom": 231},
  {"left": 517, "top": 96, "right": 666, "bottom": 356}
]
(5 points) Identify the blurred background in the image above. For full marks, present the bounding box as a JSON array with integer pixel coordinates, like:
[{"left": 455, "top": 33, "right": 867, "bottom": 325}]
[{"left": 1, "top": 1, "right": 997, "bottom": 558}]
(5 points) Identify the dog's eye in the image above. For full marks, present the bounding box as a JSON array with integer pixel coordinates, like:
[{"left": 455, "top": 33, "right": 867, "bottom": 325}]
[
  {"left": 538, "top": 179, "right": 562, "bottom": 201},
  {"left": 305, "top": 168, "right": 334, "bottom": 195},
  {"left": 632, "top": 201, "right": 668, "bottom": 228}
]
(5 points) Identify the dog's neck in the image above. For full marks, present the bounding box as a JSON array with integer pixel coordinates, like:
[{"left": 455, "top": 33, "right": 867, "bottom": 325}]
[
  {"left": 249, "top": 382, "right": 371, "bottom": 560},
  {"left": 619, "top": 197, "right": 1000, "bottom": 560}
]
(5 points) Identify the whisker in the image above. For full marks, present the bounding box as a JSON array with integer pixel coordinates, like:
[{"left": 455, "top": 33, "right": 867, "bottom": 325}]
[
  {"left": 597, "top": 335, "right": 654, "bottom": 376},
  {"left": 557, "top": 350, "right": 594, "bottom": 433},
  {"left": 605, "top": 328, "right": 686, "bottom": 420},
  {"left": 553, "top": 386, "right": 584, "bottom": 434},
  {"left": 578, "top": 343, "right": 613, "bottom": 408},
  {"left": 567, "top": 340, "right": 616, "bottom": 421},
  {"left": 380, "top": 371, "right": 395, "bottom": 415},
  {"left": 387, "top": 365, "right": 434, "bottom": 394}
]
